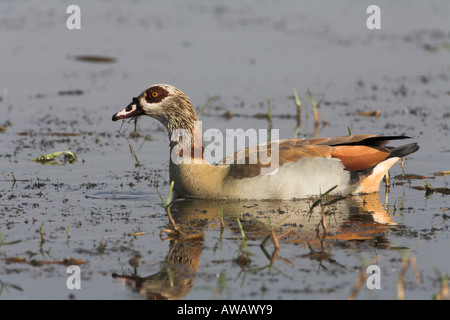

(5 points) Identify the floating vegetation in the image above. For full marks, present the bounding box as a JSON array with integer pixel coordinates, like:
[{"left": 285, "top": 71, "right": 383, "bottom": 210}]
[
  {"left": 433, "top": 171, "right": 450, "bottom": 177},
  {"left": 58, "top": 89, "right": 83, "bottom": 96},
  {"left": 32, "top": 150, "right": 77, "bottom": 165},
  {"left": 394, "top": 174, "right": 434, "bottom": 180},
  {"left": 412, "top": 181, "right": 450, "bottom": 196},
  {"left": 128, "top": 232, "right": 145, "bottom": 237},
  {"left": 357, "top": 109, "right": 380, "bottom": 118},
  {"left": 0, "top": 231, "right": 22, "bottom": 246},
  {"left": 4, "top": 256, "right": 87, "bottom": 266},
  {"left": 17, "top": 131, "right": 80, "bottom": 136},
  {"left": 72, "top": 55, "right": 116, "bottom": 63},
  {"left": 423, "top": 42, "right": 450, "bottom": 53}
]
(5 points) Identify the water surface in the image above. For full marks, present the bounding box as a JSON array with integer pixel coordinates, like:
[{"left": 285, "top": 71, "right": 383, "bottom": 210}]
[{"left": 1, "top": 0, "right": 449, "bottom": 300}]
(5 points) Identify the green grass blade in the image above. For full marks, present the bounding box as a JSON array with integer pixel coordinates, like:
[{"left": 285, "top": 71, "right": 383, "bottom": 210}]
[
  {"left": 308, "top": 185, "right": 338, "bottom": 213},
  {"left": 197, "top": 95, "right": 217, "bottom": 118},
  {"left": 252, "top": 218, "right": 269, "bottom": 229},
  {"left": 166, "top": 181, "right": 175, "bottom": 205},
  {"left": 156, "top": 188, "right": 166, "bottom": 207},
  {"left": 237, "top": 219, "right": 248, "bottom": 252},
  {"left": 267, "top": 99, "right": 272, "bottom": 121},
  {"left": 273, "top": 214, "right": 291, "bottom": 227}
]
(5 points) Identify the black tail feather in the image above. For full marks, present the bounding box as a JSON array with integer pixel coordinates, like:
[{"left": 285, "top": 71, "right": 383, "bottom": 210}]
[
  {"left": 331, "top": 135, "right": 411, "bottom": 147},
  {"left": 387, "top": 142, "right": 419, "bottom": 159}
]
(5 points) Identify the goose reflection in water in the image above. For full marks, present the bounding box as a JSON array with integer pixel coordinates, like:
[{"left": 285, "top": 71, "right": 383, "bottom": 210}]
[{"left": 112, "top": 192, "right": 396, "bottom": 300}]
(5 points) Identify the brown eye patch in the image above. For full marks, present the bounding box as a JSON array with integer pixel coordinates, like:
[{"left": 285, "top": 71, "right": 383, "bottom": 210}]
[{"left": 145, "top": 86, "right": 169, "bottom": 103}]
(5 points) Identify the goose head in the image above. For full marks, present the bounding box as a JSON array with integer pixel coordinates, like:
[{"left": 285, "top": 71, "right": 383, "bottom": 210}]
[{"left": 112, "top": 84, "right": 199, "bottom": 144}]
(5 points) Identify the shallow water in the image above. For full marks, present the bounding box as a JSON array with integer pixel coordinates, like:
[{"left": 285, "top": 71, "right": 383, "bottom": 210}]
[{"left": 1, "top": 1, "right": 449, "bottom": 300}]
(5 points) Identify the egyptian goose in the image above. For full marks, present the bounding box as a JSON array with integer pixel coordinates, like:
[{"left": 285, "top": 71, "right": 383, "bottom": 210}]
[{"left": 112, "top": 84, "right": 419, "bottom": 200}]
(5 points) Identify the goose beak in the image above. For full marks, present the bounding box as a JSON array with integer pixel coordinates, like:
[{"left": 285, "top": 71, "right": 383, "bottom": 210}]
[{"left": 112, "top": 101, "right": 143, "bottom": 121}]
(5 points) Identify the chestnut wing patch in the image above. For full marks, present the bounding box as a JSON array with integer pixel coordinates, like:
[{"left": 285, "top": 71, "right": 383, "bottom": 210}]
[
  {"left": 224, "top": 135, "right": 410, "bottom": 179},
  {"left": 225, "top": 139, "right": 334, "bottom": 179}
]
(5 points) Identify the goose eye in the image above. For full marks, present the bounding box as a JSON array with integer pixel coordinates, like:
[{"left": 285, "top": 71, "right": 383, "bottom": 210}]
[{"left": 151, "top": 92, "right": 158, "bottom": 98}]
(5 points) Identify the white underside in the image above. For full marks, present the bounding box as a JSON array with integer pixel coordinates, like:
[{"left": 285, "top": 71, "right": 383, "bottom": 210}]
[{"left": 222, "top": 157, "right": 351, "bottom": 200}]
